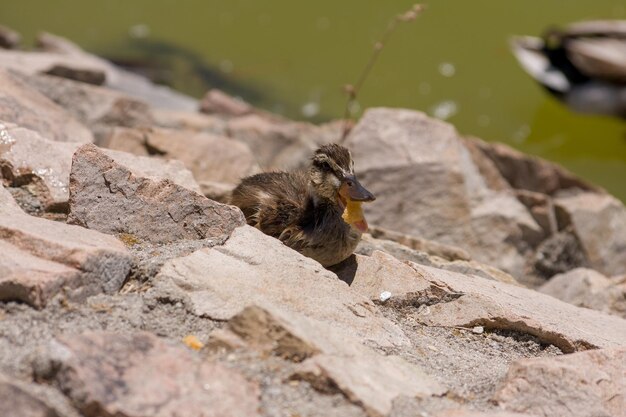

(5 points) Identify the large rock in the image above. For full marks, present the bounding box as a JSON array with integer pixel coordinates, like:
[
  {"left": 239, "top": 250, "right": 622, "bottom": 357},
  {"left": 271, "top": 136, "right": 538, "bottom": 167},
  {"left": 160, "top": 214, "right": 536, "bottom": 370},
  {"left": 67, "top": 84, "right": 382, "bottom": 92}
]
[
  {"left": 36, "top": 331, "right": 260, "bottom": 417},
  {"left": 0, "top": 25, "right": 21, "bottom": 49},
  {"left": 226, "top": 114, "right": 342, "bottom": 171},
  {"left": 409, "top": 262, "right": 626, "bottom": 352},
  {"left": 355, "top": 237, "right": 518, "bottom": 285},
  {"left": 12, "top": 71, "right": 155, "bottom": 140},
  {"left": 102, "top": 126, "right": 259, "bottom": 195},
  {"left": 67, "top": 144, "right": 244, "bottom": 243},
  {"left": 335, "top": 248, "right": 626, "bottom": 352},
  {"left": 494, "top": 347, "right": 626, "bottom": 417},
  {"left": 0, "top": 185, "right": 131, "bottom": 308},
  {"left": 469, "top": 137, "right": 596, "bottom": 196},
  {"left": 555, "top": 192, "right": 626, "bottom": 276},
  {"left": 0, "top": 376, "right": 62, "bottom": 417},
  {"left": 539, "top": 268, "right": 626, "bottom": 319},
  {"left": 0, "top": 69, "right": 93, "bottom": 143},
  {"left": 33, "top": 31, "right": 198, "bottom": 111},
  {"left": 155, "top": 225, "right": 409, "bottom": 348},
  {"left": 0, "top": 49, "right": 108, "bottom": 84},
  {"left": 217, "top": 305, "right": 444, "bottom": 417},
  {"left": 0, "top": 122, "right": 200, "bottom": 211},
  {"left": 344, "top": 108, "right": 542, "bottom": 277}
]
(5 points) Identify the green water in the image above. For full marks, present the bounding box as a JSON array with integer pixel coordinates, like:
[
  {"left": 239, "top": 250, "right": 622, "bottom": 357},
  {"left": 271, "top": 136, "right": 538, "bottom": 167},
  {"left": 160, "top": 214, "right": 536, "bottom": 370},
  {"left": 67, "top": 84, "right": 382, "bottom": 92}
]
[{"left": 2, "top": 0, "right": 625, "bottom": 200}]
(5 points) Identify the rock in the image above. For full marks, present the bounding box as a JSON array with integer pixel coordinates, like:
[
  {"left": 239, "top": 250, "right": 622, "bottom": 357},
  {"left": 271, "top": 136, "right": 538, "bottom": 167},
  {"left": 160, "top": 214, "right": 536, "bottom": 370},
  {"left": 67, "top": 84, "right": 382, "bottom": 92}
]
[
  {"left": 67, "top": 144, "right": 244, "bottom": 243},
  {"left": 0, "top": 122, "right": 201, "bottom": 212},
  {"left": 0, "top": 49, "right": 107, "bottom": 84},
  {"left": 102, "top": 126, "right": 259, "bottom": 190},
  {"left": 555, "top": 192, "right": 626, "bottom": 276},
  {"left": 539, "top": 268, "right": 626, "bottom": 319},
  {"left": 34, "top": 32, "right": 198, "bottom": 111},
  {"left": 0, "top": 70, "right": 93, "bottom": 143},
  {"left": 0, "top": 185, "right": 131, "bottom": 308},
  {"left": 0, "top": 181, "right": 21, "bottom": 211},
  {"left": 151, "top": 108, "right": 227, "bottom": 135},
  {"left": 12, "top": 71, "right": 154, "bottom": 140},
  {"left": 0, "top": 25, "right": 21, "bottom": 49},
  {"left": 533, "top": 230, "right": 588, "bottom": 279},
  {"left": 155, "top": 225, "right": 409, "bottom": 348},
  {"left": 220, "top": 305, "right": 444, "bottom": 417},
  {"left": 407, "top": 262, "right": 626, "bottom": 352},
  {"left": 0, "top": 376, "right": 61, "bottom": 417},
  {"left": 494, "top": 347, "right": 626, "bottom": 417},
  {"left": 36, "top": 331, "right": 260, "bottom": 417},
  {"left": 333, "top": 251, "right": 431, "bottom": 297},
  {"left": 200, "top": 88, "right": 254, "bottom": 117},
  {"left": 334, "top": 248, "right": 626, "bottom": 352},
  {"left": 513, "top": 189, "right": 558, "bottom": 236},
  {"left": 435, "top": 411, "right": 537, "bottom": 417},
  {"left": 226, "top": 114, "right": 341, "bottom": 171},
  {"left": 368, "top": 226, "right": 471, "bottom": 261},
  {"left": 470, "top": 137, "right": 596, "bottom": 196},
  {"left": 344, "top": 108, "right": 542, "bottom": 277},
  {"left": 355, "top": 236, "right": 518, "bottom": 285}
]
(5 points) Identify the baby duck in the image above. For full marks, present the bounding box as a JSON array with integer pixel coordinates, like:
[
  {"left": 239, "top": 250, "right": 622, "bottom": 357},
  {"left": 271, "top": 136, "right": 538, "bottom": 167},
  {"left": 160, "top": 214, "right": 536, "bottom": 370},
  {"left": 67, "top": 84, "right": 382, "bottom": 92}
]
[{"left": 230, "top": 144, "right": 375, "bottom": 267}]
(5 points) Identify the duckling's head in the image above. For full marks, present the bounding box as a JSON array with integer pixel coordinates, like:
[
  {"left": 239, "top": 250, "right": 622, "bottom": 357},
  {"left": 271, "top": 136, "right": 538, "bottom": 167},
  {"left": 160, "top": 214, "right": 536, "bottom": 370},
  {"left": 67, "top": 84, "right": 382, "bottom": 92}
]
[{"left": 309, "top": 144, "right": 375, "bottom": 232}]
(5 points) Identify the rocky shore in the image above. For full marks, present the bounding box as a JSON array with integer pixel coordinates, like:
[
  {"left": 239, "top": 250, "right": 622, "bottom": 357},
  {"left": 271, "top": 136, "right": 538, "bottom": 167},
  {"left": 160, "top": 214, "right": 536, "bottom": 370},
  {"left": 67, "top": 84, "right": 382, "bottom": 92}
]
[{"left": 0, "top": 29, "right": 625, "bottom": 417}]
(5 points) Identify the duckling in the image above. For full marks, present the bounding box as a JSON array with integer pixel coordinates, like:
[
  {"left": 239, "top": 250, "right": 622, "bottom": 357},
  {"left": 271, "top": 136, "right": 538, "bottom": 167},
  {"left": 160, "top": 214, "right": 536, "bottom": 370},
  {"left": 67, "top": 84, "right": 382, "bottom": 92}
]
[
  {"left": 230, "top": 143, "right": 375, "bottom": 267},
  {"left": 511, "top": 20, "right": 626, "bottom": 118}
]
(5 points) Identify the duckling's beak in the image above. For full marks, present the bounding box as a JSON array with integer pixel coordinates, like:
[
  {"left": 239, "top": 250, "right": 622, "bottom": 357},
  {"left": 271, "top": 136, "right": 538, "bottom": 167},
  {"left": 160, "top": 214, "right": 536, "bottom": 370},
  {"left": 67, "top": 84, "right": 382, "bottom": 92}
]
[{"left": 344, "top": 174, "right": 376, "bottom": 202}]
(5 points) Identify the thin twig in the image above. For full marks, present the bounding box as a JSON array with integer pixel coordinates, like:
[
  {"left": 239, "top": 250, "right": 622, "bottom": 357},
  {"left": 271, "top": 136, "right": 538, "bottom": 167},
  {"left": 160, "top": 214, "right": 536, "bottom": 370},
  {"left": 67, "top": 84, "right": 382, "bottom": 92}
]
[{"left": 340, "top": 4, "right": 426, "bottom": 141}]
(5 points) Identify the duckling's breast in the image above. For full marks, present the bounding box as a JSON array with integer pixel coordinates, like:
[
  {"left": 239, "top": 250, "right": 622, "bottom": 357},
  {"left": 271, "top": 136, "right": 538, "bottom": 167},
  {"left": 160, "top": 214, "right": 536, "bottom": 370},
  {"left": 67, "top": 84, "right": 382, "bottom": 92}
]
[{"left": 301, "top": 223, "right": 362, "bottom": 267}]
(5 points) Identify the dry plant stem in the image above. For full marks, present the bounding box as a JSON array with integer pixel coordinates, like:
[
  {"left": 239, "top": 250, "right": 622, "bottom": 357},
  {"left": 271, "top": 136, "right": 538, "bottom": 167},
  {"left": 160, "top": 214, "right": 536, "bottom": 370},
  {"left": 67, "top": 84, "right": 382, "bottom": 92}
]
[{"left": 340, "top": 4, "right": 426, "bottom": 141}]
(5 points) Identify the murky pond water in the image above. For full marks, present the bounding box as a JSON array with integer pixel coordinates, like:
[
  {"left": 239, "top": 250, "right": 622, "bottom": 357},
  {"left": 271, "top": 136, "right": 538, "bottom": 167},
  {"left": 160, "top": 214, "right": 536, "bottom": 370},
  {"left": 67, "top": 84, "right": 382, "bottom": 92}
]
[{"left": 2, "top": 0, "right": 625, "bottom": 200}]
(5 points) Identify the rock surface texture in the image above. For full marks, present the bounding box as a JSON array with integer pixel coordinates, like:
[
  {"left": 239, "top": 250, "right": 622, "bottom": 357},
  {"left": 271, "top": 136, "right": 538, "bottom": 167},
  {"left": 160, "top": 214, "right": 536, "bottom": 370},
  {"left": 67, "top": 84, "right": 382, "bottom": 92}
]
[
  {"left": 37, "top": 331, "right": 260, "bottom": 417},
  {"left": 0, "top": 185, "right": 131, "bottom": 308},
  {"left": 67, "top": 144, "right": 245, "bottom": 243},
  {"left": 0, "top": 31, "right": 625, "bottom": 417},
  {"left": 494, "top": 347, "right": 626, "bottom": 417}
]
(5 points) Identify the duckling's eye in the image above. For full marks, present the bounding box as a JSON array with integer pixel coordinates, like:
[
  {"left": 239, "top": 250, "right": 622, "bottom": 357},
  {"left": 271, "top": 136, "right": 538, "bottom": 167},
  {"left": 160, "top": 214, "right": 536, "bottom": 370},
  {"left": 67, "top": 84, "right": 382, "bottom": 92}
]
[{"left": 346, "top": 180, "right": 354, "bottom": 187}]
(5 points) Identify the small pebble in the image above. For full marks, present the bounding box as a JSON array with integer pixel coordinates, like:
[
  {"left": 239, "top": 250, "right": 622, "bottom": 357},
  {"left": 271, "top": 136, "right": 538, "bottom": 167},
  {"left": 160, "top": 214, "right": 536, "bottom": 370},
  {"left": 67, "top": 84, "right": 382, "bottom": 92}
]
[
  {"left": 379, "top": 291, "right": 392, "bottom": 302},
  {"left": 472, "top": 326, "right": 484, "bottom": 334}
]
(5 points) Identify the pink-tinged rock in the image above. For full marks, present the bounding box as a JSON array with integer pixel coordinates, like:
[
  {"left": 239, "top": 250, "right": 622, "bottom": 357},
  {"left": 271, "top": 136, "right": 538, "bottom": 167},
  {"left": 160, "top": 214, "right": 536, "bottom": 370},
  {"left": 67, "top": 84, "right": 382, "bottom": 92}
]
[
  {"left": 555, "top": 192, "right": 626, "bottom": 276},
  {"left": 32, "top": 31, "right": 198, "bottom": 111},
  {"left": 0, "top": 185, "right": 131, "bottom": 308},
  {"left": 539, "top": 268, "right": 626, "bottom": 319},
  {"left": 0, "top": 49, "right": 107, "bottom": 84},
  {"left": 220, "top": 305, "right": 444, "bottom": 417},
  {"left": 1, "top": 122, "right": 201, "bottom": 211},
  {"left": 13, "top": 72, "right": 154, "bottom": 136},
  {"left": 102, "top": 126, "right": 259, "bottom": 194},
  {"left": 0, "top": 377, "right": 61, "bottom": 417},
  {"left": 435, "top": 411, "right": 537, "bottom": 417},
  {"left": 0, "top": 182, "right": 21, "bottom": 211},
  {"left": 0, "top": 24, "right": 21, "bottom": 49},
  {"left": 38, "top": 331, "right": 260, "bottom": 417},
  {"left": 0, "top": 69, "right": 93, "bottom": 143},
  {"left": 494, "top": 347, "right": 626, "bottom": 417},
  {"left": 469, "top": 137, "right": 596, "bottom": 196},
  {"left": 407, "top": 262, "right": 626, "bottom": 352},
  {"left": 151, "top": 108, "right": 227, "bottom": 134},
  {"left": 67, "top": 144, "right": 245, "bottom": 243},
  {"left": 344, "top": 108, "right": 542, "bottom": 278},
  {"left": 226, "top": 114, "right": 342, "bottom": 171},
  {"left": 156, "top": 225, "right": 409, "bottom": 348},
  {"left": 200, "top": 88, "right": 254, "bottom": 116}
]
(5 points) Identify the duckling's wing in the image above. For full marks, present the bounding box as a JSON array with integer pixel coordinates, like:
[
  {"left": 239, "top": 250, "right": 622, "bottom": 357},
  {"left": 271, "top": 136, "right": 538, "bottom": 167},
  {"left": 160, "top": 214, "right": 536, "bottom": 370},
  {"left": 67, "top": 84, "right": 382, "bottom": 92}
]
[{"left": 230, "top": 171, "right": 309, "bottom": 239}]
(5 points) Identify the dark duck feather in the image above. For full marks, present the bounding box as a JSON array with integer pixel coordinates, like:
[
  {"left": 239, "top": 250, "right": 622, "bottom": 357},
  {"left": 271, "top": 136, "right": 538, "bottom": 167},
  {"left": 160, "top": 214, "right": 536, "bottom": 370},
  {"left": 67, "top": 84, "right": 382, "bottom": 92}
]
[
  {"left": 511, "top": 20, "right": 626, "bottom": 118},
  {"left": 230, "top": 144, "right": 375, "bottom": 267}
]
